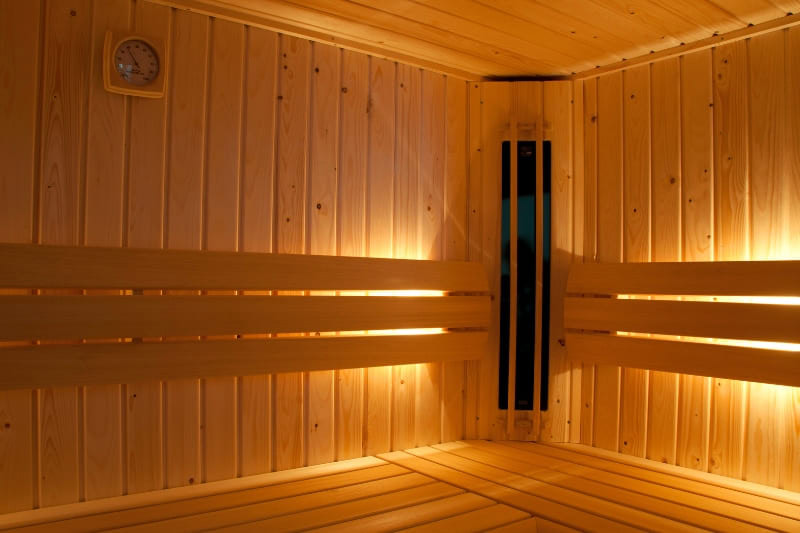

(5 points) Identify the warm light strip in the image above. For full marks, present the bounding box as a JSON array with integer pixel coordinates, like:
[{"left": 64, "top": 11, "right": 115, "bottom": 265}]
[
  {"left": 616, "top": 331, "right": 800, "bottom": 352},
  {"left": 339, "top": 290, "right": 445, "bottom": 297},
  {"left": 617, "top": 294, "right": 800, "bottom": 305}
]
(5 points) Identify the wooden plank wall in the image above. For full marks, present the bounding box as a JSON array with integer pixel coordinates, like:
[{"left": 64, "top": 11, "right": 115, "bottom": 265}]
[
  {"left": 0, "top": 0, "right": 470, "bottom": 513},
  {"left": 467, "top": 82, "right": 575, "bottom": 445},
  {"left": 571, "top": 27, "right": 800, "bottom": 491}
]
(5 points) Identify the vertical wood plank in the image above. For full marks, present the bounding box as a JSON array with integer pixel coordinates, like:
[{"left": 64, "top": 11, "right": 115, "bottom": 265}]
[
  {"left": 391, "top": 63, "right": 421, "bottom": 450},
  {"left": 416, "top": 70, "right": 445, "bottom": 447},
  {"left": 711, "top": 40, "right": 749, "bottom": 480},
  {"left": 364, "top": 57, "right": 395, "bottom": 456},
  {"left": 38, "top": 0, "right": 93, "bottom": 507},
  {"left": 306, "top": 42, "right": 339, "bottom": 467},
  {"left": 647, "top": 57, "right": 680, "bottom": 465},
  {"left": 744, "top": 30, "right": 786, "bottom": 488},
  {"left": 0, "top": 3, "right": 40, "bottom": 509},
  {"left": 540, "top": 81, "right": 572, "bottom": 444},
  {"left": 164, "top": 9, "right": 208, "bottom": 488},
  {"left": 479, "top": 82, "right": 511, "bottom": 441},
  {"left": 650, "top": 58, "right": 682, "bottom": 264},
  {"left": 784, "top": 26, "right": 800, "bottom": 493},
  {"left": 570, "top": 79, "right": 585, "bottom": 445},
  {"left": 620, "top": 65, "right": 650, "bottom": 459},
  {"left": 274, "top": 34, "right": 310, "bottom": 471},
  {"left": 125, "top": 0, "right": 170, "bottom": 495},
  {"left": 464, "top": 81, "right": 482, "bottom": 440},
  {"left": 442, "top": 77, "right": 468, "bottom": 443},
  {"left": 336, "top": 49, "right": 368, "bottom": 461},
  {"left": 0, "top": 0, "right": 40, "bottom": 513},
  {"left": 0, "top": 0, "right": 41, "bottom": 246},
  {"left": 511, "top": 82, "right": 539, "bottom": 441},
  {"left": 789, "top": 28, "right": 800, "bottom": 261},
  {"left": 593, "top": 72, "right": 623, "bottom": 452},
  {"left": 580, "top": 77, "right": 598, "bottom": 447},
  {"left": 203, "top": 18, "right": 244, "bottom": 483},
  {"left": 238, "top": 26, "right": 276, "bottom": 477},
  {"left": 82, "top": 0, "right": 130, "bottom": 501},
  {"left": 677, "top": 49, "right": 714, "bottom": 473}
]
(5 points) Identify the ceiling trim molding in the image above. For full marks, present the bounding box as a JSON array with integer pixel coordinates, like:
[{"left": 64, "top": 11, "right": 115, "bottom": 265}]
[
  {"left": 573, "top": 12, "right": 800, "bottom": 80},
  {"left": 145, "top": 0, "right": 486, "bottom": 80}
]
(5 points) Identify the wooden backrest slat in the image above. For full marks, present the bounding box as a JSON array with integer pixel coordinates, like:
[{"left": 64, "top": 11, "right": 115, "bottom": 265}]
[
  {"left": 567, "top": 260, "right": 800, "bottom": 296},
  {"left": 565, "top": 297, "right": 800, "bottom": 343},
  {"left": 0, "top": 332, "right": 487, "bottom": 390},
  {"left": 0, "top": 244, "right": 489, "bottom": 292},
  {"left": 0, "top": 295, "right": 490, "bottom": 341}
]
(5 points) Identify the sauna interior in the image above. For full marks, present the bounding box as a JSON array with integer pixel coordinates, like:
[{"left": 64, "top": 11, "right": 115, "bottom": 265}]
[{"left": 2, "top": 0, "right": 800, "bottom": 531}]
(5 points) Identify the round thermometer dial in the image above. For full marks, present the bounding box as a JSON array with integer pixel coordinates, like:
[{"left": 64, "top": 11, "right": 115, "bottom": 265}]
[{"left": 114, "top": 39, "right": 159, "bottom": 86}]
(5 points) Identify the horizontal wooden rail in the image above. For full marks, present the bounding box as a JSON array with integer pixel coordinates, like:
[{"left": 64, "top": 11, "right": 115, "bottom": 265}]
[
  {"left": 0, "top": 332, "right": 487, "bottom": 390},
  {"left": 0, "top": 243, "right": 489, "bottom": 292},
  {"left": 0, "top": 295, "right": 489, "bottom": 341},
  {"left": 567, "top": 260, "right": 800, "bottom": 297},
  {"left": 565, "top": 260, "right": 800, "bottom": 387},
  {"left": 564, "top": 297, "right": 800, "bottom": 344},
  {"left": 566, "top": 333, "right": 800, "bottom": 388}
]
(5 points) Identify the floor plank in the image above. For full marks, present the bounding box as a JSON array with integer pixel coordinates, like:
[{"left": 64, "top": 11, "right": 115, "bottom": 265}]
[
  {"left": 218, "top": 482, "right": 463, "bottom": 532},
  {"left": 508, "top": 441, "right": 800, "bottom": 521},
  {"left": 403, "top": 446, "right": 698, "bottom": 531},
  {"left": 378, "top": 450, "right": 637, "bottom": 532},
  {"left": 401, "top": 503, "right": 530, "bottom": 532},
  {"left": 447, "top": 440, "right": 775, "bottom": 531},
  {"left": 2, "top": 440, "right": 798, "bottom": 532},
  {"left": 119, "top": 473, "right": 432, "bottom": 532},
  {"left": 316, "top": 492, "right": 493, "bottom": 532}
]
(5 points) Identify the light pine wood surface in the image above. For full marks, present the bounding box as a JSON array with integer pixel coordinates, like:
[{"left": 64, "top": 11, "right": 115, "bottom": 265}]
[
  {"left": 148, "top": 0, "right": 800, "bottom": 78},
  {"left": 571, "top": 26, "right": 800, "bottom": 492},
  {"left": 4, "top": 439, "right": 800, "bottom": 532},
  {"left": 0, "top": 0, "right": 476, "bottom": 512}
]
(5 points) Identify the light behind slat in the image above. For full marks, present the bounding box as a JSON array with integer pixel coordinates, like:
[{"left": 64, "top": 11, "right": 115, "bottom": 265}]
[
  {"left": 0, "top": 243, "right": 489, "bottom": 292},
  {"left": 0, "top": 295, "right": 490, "bottom": 341},
  {"left": 567, "top": 260, "right": 800, "bottom": 296},
  {"left": 0, "top": 332, "right": 487, "bottom": 390}
]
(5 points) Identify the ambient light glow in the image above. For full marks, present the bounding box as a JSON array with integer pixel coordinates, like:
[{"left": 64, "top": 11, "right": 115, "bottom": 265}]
[
  {"left": 335, "top": 290, "right": 446, "bottom": 336},
  {"left": 615, "top": 331, "right": 800, "bottom": 352},
  {"left": 339, "top": 290, "right": 445, "bottom": 297},
  {"left": 618, "top": 294, "right": 800, "bottom": 305}
]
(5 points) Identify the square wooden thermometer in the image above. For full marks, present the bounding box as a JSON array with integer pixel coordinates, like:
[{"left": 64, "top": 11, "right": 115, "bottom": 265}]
[{"left": 103, "top": 31, "right": 167, "bottom": 98}]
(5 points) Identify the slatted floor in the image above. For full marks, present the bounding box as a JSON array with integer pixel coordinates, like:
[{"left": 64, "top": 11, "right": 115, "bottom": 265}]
[{"left": 3, "top": 441, "right": 800, "bottom": 532}]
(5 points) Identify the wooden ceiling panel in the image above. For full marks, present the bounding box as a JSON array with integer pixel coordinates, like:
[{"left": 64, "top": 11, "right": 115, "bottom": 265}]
[{"left": 151, "top": 0, "right": 800, "bottom": 78}]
